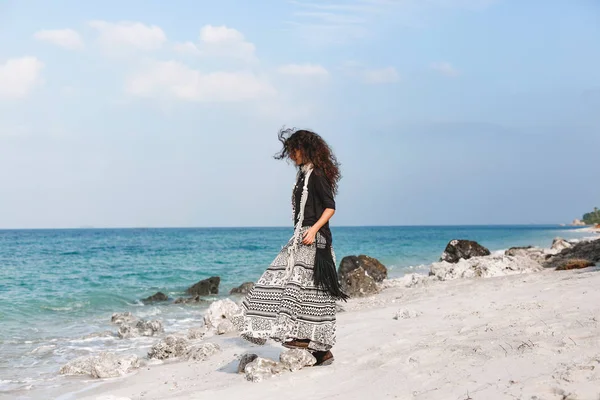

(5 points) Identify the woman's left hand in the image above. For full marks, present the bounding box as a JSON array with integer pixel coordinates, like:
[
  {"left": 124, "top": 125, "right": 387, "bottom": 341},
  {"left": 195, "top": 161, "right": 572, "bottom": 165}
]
[{"left": 302, "top": 228, "right": 317, "bottom": 245}]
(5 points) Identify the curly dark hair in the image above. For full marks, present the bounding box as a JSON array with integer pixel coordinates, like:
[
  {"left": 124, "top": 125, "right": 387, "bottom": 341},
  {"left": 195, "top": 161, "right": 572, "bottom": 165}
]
[{"left": 274, "top": 127, "right": 341, "bottom": 195}]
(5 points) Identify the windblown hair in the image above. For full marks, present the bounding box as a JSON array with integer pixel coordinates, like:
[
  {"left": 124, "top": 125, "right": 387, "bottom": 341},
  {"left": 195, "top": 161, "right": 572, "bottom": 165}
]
[{"left": 274, "top": 127, "right": 341, "bottom": 195}]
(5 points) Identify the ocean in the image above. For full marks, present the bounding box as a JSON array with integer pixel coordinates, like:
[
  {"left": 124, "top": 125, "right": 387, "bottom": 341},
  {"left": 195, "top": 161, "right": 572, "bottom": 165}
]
[{"left": 0, "top": 225, "right": 590, "bottom": 395}]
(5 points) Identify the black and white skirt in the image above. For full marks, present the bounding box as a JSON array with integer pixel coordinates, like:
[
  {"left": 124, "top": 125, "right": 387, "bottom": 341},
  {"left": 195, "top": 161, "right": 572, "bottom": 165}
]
[{"left": 232, "top": 229, "right": 337, "bottom": 351}]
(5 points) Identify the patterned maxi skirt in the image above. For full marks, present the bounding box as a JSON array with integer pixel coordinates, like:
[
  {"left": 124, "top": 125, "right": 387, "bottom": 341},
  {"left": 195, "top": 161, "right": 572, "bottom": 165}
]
[{"left": 232, "top": 229, "right": 337, "bottom": 352}]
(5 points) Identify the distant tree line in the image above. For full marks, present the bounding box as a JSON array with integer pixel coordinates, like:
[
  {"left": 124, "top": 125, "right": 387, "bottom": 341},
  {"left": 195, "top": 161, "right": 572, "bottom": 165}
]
[{"left": 583, "top": 207, "right": 600, "bottom": 225}]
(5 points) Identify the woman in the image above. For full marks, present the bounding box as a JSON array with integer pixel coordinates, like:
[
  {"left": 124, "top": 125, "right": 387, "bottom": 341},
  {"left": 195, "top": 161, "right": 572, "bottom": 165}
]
[{"left": 232, "top": 128, "right": 348, "bottom": 366}]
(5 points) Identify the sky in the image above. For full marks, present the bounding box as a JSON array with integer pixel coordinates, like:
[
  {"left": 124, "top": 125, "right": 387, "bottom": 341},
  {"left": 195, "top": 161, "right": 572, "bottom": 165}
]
[{"left": 0, "top": 0, "right": 599, "bottom": 229}]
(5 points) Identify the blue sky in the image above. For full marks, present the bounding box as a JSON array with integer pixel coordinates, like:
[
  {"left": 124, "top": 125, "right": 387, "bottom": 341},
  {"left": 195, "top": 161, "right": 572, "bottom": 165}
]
[{"left": 0, "top": 0, "right": 599, "bottom": 228}]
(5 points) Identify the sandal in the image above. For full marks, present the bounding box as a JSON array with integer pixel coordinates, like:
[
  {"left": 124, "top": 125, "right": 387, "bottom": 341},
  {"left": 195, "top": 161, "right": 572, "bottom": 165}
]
[{"left": 312, "top": 350, "right": 334, "bottom": 366}]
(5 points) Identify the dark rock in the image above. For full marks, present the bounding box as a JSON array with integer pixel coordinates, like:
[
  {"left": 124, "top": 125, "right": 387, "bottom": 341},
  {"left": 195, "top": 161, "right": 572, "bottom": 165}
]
[
  {"left": 544, "top": 239, "right": 600, "bottom": 269},
  {"left": 505, "top": 246, "right": 533, "bottom": 256},
  {"left": 340, "top": 268, "right": 379, "bottom": 297},
  {"left": 555, "top": 259, "right": 595, "bottom": 271},
  {"left": 142, "top": 292, "right": 168, "bottom": 304},
  {"left": 237, "top": 353, "right": 258, "bottom": 374},
  {"left": 339, "top": 255, "right": 388, "bottom": 283},
  {"left": 440, "top": 240, "right": 491, "bottom": 264},
  {"left": 186, "top": 276, "right": 220, "bottom": 296},
  {"left": 173, "top": 295, "right": 208, "bottom": 304},
  {"left": 230, "top": 282, "right": 254, "bottom": 295}
]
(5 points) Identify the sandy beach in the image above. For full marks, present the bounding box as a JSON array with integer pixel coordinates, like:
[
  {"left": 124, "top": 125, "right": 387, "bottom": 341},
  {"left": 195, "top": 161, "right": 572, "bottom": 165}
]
[{"left": 13, "top": 235, "right": 599, "bottom": 400}]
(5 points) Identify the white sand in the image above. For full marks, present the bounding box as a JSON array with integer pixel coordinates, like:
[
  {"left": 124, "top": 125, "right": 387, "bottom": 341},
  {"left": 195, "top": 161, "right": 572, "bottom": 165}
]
[{"left": 30, "top": 262, "right": 600, "bottom": 400}]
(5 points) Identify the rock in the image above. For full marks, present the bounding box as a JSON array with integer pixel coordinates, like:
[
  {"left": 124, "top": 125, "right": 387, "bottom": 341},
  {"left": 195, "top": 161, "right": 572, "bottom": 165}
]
[
  {"left": 186, "top": 276, "right": 220, "bottom": 296},
  {"left": 217, "top": 320, "right": 235, "bottom": 335},
  {"left": 118, "top": 319, "right": 163, "bottom": 339},
  {"left": 571, "top": 219, "right": 586, "bottom": 226},
  {"left": 504, "top": 246, "right": 550, "bottom": 264},
  {"left": 237, "top": 353, "right": 258, "bottom": 374},
  {"left": 148, "top": 336, "right": 190, "bottom": 360},
  {"left": 430, "top": 254, "right": 542, "bottom": 281},
  {"left": 173, "top": 295, "right": 208, "bottom": 304},
  {"left": 555, "top": 259, "right": 596, "bottom": 271},
  {"left": 187, "top": 343, "right": 221, "bottom": 361},
  {"left": 111, "top": 312, "right": 136, "bottom": 326},
  {"left": 340, "top": 267, "right": 379, "bottom": 297},
  {"left": 440, "top": 240, "right": 491, "bottom": 264},
  {"left": 551, "top": 237, "right": 573, "bottom": 252},
  {"left": 187, "top": 327, "right": 207, "bottom": 340},
  {"left": 230, "top": 282, "right": 254, "bottom": 295},
  {"left": 244, "top": 357, "right": 286, "bottom": 382},
  {"left": 279, "top": 349, "right": 316, "bottom": 372},
  {"left": 394, "top": 308, "right": 422, "bottom": 320},
  {"left": 544, "top": 238, "right": 600, "bottom": 270},
  {"left": 59, "top": 352, "right": 140, "bottom": 378},
  {"left": 339, "top": 255, "right": 388, "bottom": 283},
  {"left": 203, "top": 299, "right": 241, "bottom": 329},
  {"left": 142, "top": 292, "right": 168, "bottom": 304}
]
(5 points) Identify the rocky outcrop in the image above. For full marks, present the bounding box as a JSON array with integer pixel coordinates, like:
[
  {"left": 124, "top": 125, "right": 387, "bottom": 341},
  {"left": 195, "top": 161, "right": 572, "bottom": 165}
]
[
  {"left": 186, "top": 276, "right": 220, "bottom": 296},
  {"left": 244, "top": 357, "right": 286, "bottom": 382},
  {"left": 544, "top": 238, "right": 600, "bottom": 270},
  {"left": 237, "top": 353, "right": 258, "bottom": 373},
  {"left": 187, "top": 343, "right": 221, "bottom": 361},
  {"left": 504, "top": 246, "right": 550, "bottom": 264},
  {"left": 555, "top": 259, "right": 596, "bottom": 271},
  {"left": 203, "top": 299, "right": 241, "bottom": 330},
  {"left": 230, "top": 282, "right": 254, "bottom": 295},
  {"left": 118, "top": 319, "right": 163, "bottom": 339},
  {"left": 339, "top": 255, "right": 388, "bottom": 283},
  {"left": 148, "top": 336, "right": 191, "bottom": 360},
  {"left": 59, "top": 352, "right": 140, "bottom": 379},
  {"left": 187, "top": 327, "right": 207, "bottom": 340},
  {"left": 142, "top": 292, "right": 168, "bottom": 304},
  {"left": 440, "top": 240, "right": 491, "bottom": 263},
  {"left": 340, "top": 268, "right": 379, "bottom": 297},
  {"left": 551, "top": 237, "right": 573, "bottom": 252},
  {"left": 430, "top": 254, "right": 542, "bottom": 281},
  {"left": 111, "top": 312, "right": 136, "bottom": 326},
  {"left": 279, "top": 349, "right": 316, "bottom": 372},
  {"left": 338, "top": 255, "right": 387, "bottom": 297},
  {"left": 173, "top": 295, "right": 209, "bottom": 305}
]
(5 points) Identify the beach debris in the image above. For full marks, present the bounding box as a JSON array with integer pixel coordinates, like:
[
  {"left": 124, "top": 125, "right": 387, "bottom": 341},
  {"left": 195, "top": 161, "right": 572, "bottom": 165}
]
[
  {"left": 148, "top": 336, "right": 191, "bottom": 360},
  {"left": 118, "top": 319, "right": 164, "bottom": 339},
  {"left": 339, "top": 255, "right": 388, "bottom": 283},
  {"left": 279, "top": 348, "right": 316, "bottom": 372},
  {"left": 555, "top": 259, "right": 595, "bottom": 271},
  {"left": 59, "top": 352, "right": 140, "bottom": 379},
  {"left": 237, "top": 353, "right": 258, "bottom": 373},
  {"left": 111, "top": 312, "right": 136, "bottom": 326},
  {"left": 230, "top": 282, "right": 254, "bottom": 295},
  {"left": 440, "top": 240, "right": 491, "bottom": 264},
  {"left": 186, "top": 276, "right": 220, "bottom": 296},
  {"left": 187, "top": 343, "right": 221, "bottom": 361},
  {"left": 394, "top": 308, "right": 422, "bottom": 320},
  {"left": 203, "top": 299, "right": 241, "bottom": 329},
  {"left": 142, "top": 292, "right": 168, "bottom": 304},
  {"left": 244, "top": 357, "right": 286, "bottom": 382}
]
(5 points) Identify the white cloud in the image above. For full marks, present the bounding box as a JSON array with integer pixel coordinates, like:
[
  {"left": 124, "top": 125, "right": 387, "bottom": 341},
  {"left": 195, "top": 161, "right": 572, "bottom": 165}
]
[
  {"left": 126, "top": 61, "right": 276, "bottom": 102},
  {"left": 173, "top": 41, "right": 201, "bottom": 56},
  {"left": 277, "top": 63, "right": 329, "bottom": 76},
  {"left": 430, "top": 61, "right": 460, "bottom": 77},
  {"left": 173, "top": 25, "right": 256, "bottom": 61},
  {"left": 363, "top": 67, "right": 399, "bottom": 84},
  {"left": 34, "top": 29, "right": 84, "bottom": 50},
  {"left": 89, "top": 20, "right": 166, "bottom": 51},
  {"left": 0, "top": 57, "right": 44, "bottom": 99}
]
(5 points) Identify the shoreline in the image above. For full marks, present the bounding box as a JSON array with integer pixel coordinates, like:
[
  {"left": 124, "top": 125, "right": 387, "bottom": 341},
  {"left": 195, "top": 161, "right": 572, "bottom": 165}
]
[{"left": 8, "top": 235, "right": 600, "bottom": 400}]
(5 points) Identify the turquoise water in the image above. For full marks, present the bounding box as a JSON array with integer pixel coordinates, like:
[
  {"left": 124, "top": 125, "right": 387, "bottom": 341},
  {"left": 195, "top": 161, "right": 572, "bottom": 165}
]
[{"left": 0, "top": 225, "right": 590, "bottom": 394}]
